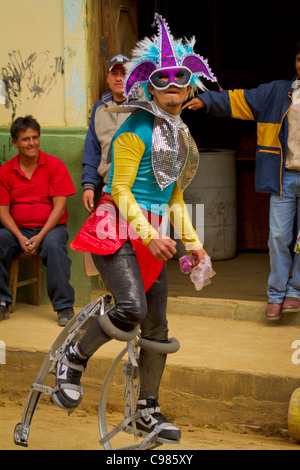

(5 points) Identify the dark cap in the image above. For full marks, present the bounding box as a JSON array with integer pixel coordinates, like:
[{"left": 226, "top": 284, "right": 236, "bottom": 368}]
[{"left": 108, "top": 54, "right": 130, "bottom": 72}]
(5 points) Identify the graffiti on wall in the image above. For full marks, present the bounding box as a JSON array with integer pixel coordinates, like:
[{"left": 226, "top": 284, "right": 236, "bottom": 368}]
[{"left": 1, "top": 50, "right": 64, "bottom": 121}]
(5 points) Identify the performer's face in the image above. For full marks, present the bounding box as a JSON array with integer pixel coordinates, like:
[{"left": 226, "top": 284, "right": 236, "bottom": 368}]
[{"left": 148, "top": 83, "right": 192, "bottom": 115}]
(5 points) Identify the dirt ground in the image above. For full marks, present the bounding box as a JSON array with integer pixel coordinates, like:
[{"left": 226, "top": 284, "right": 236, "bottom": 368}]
[
  {"left": 1, "top": 253, "right": 300, "bottom": 453},
  {"left": 2, "top": 302, "right": 300, "bottom": 452},
  {"left": 1, "top": 390, "right": 300, "bottom": 451}
]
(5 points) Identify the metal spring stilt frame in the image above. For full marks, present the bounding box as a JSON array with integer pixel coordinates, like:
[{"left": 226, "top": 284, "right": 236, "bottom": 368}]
[
  {"left": 98, "top": 337, "right": 180, "bottom": 450},
  {"left": 13, "top": 295, "right": 180, "bottom": 450}
]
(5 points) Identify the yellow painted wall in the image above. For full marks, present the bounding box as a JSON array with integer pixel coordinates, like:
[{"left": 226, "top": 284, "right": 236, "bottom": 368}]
[
  {"left": 0, "top": 0, "right": 88, "bottom": 127},
  {"left": 0, "top": 0, "right": 92, "bottom": 305}
]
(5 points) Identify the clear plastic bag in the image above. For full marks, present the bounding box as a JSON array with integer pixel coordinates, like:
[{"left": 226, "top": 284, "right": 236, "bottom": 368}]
[{"left": 179, "top": 254, "right": 216, "bottom": 291}]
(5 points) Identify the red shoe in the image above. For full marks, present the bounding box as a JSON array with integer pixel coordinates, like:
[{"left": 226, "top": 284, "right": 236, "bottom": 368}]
[
  {"left": 265, "top": 302, "right": 282, "bottom": 321},
  {"left": 282, "top": 297, "right": 300, "bottom": 313}
]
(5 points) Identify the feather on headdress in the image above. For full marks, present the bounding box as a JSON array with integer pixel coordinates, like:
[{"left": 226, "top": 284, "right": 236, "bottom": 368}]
[{"left": 124, "top": 13, "right": 217, "bottom": 99}]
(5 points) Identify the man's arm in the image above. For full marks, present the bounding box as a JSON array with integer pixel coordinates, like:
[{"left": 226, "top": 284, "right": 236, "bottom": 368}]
[
  {"left": 0, "top": 206, "right": 31, "bottom": 253},
  {"left": 82, "top": 104, "right": 104, "bottom": 212},
  {"left": 182, "top": 97, "right": 205, "bottom": 111},
  {"left": 183, "top": 90, "right": 233, "bottom": 117},
  {"left": 183, "top": 89, "right": 258, "bottom": 121}
]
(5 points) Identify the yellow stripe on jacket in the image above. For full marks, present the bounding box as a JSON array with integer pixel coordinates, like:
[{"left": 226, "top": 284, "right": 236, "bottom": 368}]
[
  {"left": 229, "top": 90, "right": 281, "bottom": 150},
  {"left": 229, "top": 90, "right": 255, "bottom": 120},
  {"left": 257, "top": 122, "right": 281, "bottom": 150}
]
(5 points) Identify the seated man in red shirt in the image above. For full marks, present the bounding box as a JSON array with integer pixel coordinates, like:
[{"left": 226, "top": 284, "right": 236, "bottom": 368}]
[{"left": 0, "top": 115, "right": 76, "bottom": 326}]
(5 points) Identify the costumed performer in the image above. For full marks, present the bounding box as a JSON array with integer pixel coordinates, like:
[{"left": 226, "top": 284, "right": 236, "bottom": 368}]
[{"left": 52, "top": 13, "right": 218, "bottom": 441}]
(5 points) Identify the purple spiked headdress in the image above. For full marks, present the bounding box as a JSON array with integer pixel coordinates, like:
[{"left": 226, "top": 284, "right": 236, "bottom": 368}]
[
  {"left": 156, "top": 13, "right": 177, "bottom": 68},
  {"left": 124, "top": 13, "right": 218, "bottom": 98}
]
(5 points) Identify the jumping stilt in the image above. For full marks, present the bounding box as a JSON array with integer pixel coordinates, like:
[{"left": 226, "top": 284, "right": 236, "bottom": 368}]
[{"left": 14, "top": 295, "right": 180, "bottom": 450}]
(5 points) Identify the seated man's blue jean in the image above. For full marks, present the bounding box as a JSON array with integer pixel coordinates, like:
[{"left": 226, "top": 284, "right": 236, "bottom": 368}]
[
  {"left": 268, "top": 170, "right": 300, "bottom": 303},
  {"left": 0, "top": 224, "right": 74, "bottom": 311}
]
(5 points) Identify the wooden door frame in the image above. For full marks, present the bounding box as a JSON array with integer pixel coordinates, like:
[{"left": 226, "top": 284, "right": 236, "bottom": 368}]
[
  {"left": 86, "top": 0, "right": 106, "bottom": 118},
  {"left": 86, "top": 0, "right": 138, "bottom": 119}
]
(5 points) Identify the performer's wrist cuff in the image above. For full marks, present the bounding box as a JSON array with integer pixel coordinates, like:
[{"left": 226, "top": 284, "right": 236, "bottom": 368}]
[
  {"left": 186, "top": 242, "right": 203, "bottom": 253},
  {"left": 142, "top": 229, "right": 159, "bottom": 245}
]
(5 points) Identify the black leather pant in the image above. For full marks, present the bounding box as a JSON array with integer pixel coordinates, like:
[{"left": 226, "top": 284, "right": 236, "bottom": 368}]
[{"left": 78, "top": 240, "right": 169, "bottom": 399}]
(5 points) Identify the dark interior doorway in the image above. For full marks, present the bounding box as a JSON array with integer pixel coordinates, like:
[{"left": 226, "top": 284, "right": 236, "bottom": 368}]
[
  {"left": 137, "top": 0, "right": 299, "bottom": 149},
  {"left": 136, "top": 0, "right": 299, "bottom": 252}
]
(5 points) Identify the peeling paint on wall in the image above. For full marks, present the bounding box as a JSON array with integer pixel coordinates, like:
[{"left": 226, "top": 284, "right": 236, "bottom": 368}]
[
  {"left": 63, "top": 0, "right": 88, "bottom": 126},
  {"left": 66, "top": 66, "right": 86, "bottom": 119},
  {"left": 1, "top": 50, "right": 64, "bottom": 121},
  {"left": 63, "top": 0, "right": 83, "bottom": 35},
  {"left": 0, "top": 81, "right": 5, "bottom": 104}
]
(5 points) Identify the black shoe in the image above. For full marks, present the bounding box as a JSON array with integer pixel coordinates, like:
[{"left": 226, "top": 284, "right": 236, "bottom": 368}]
[
  {"left": 57, "top": 307, "right": 74, "bottom": 327},
  {"left": 0, "top": 305, "right": 9, "bottom": 321},
  {"left": 134, "top": 398, "right": 181, "bottom": 441},
  {"left": 52, "top": 345, "right": 87, "bottom": 411}
]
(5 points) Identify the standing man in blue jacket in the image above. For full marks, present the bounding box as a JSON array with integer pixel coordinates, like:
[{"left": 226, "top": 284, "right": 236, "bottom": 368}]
[
  {"left": 81, "top": 54, "right": 132, "bottom": 212},
  {"left": 183, "top": 42, "right": 300, "bottom": 320}
]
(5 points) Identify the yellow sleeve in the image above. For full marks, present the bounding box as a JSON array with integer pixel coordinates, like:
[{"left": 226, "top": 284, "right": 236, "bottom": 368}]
[
  {"left": 229, "top": 90, "right": 255, "bottom": 120},
  {"left": 167, "top": 183, "right": 203, "bottom": 253},
  {"left": 110, "top": 132, "right": 159, "bottom": 244}
]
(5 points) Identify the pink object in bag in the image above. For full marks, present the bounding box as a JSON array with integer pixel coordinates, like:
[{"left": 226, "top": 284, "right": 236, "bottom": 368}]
[{"left": 179, "top": 254, "right": 216, "bottom": 291}]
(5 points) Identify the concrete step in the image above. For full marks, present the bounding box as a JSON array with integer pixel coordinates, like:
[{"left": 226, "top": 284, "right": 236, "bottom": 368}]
[
  {"left": 1, "top": 301, "right": 300, "bottom": 439},
  {"left": 167, "top": 296, "right": 300, "bottom": 325}
]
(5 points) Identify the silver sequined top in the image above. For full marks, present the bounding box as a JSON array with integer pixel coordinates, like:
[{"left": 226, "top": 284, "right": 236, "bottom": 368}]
[{"left": 106, "top": 101, "right": 199, "bottom": 192}]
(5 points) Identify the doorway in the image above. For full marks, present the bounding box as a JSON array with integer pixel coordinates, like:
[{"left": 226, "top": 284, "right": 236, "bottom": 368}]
[{"left": 86, "top": 0, "right": 138, "bottom": 114}]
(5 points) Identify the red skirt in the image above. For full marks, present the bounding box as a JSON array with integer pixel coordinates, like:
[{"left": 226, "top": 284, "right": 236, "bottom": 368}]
[{"left": 70, "top": 194, "right": 164, "bottom": 292}]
